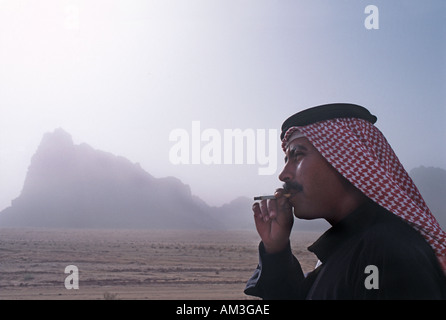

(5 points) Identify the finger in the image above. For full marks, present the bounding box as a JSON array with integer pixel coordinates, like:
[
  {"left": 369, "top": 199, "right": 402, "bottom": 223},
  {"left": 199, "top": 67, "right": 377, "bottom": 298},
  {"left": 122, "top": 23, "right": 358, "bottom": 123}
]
[
  {"left": 274, "top": 188, "right": 286, "bottom": 196},
  {"left": 274, "top": 189, "right": 292, "bottom": 210},
  {"left": 259, "top": 200, "right": 270, "bottom": 222},
  {"left": 267, "top": 198, "right": 278, "bottom": 219},
  {"left": 272, "top": 189, "right": 293, "bottom": 227},
  {"left": 253, "top": 201, "right": 266, "bottom": 222},
  {"left": 252, "top": 202, "right": 260, "bottom": 215},
  {"left": 252, "top": 202, "right": 270, "bottom": 236}
]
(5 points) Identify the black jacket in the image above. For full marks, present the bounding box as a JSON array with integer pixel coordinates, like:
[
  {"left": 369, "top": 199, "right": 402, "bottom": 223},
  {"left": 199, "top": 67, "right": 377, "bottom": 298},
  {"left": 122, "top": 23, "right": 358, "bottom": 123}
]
[{"left": 244, "top": 201, "right": 446, "bottom": 299}]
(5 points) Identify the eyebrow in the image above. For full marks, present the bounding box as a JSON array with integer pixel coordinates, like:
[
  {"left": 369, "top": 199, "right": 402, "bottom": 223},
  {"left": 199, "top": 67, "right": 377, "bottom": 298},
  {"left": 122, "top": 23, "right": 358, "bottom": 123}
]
[{"left": 284, "top": 143, "right": 308, "bottom": 162}]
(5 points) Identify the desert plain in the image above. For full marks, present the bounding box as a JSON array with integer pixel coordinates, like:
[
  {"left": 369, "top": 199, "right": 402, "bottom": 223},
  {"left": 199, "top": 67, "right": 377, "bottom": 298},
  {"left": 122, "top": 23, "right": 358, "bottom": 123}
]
[{"left": 0, "top": 228, "right": 320, "bottom": 300}]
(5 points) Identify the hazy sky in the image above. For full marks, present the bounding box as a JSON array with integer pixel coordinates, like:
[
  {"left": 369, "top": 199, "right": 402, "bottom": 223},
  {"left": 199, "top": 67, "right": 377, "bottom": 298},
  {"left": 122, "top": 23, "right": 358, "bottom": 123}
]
[{"left": 0, "top": 0, "right": 445, "bottom": 211}]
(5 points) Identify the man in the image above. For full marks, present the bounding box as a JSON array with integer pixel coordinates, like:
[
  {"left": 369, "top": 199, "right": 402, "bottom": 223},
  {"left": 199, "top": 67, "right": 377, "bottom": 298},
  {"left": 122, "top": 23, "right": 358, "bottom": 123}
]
[{"left": 244, "top": 103, "right": 446, "bottom": 299}]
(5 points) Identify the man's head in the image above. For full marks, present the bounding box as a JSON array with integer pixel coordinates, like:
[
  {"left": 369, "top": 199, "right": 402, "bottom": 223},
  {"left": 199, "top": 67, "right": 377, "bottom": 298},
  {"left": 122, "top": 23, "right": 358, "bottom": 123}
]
[
  {"left": 279, "top": 135, "right": 366, "bottom": 225},
  {"left": 278, "top": 103, "right": 375, "bottom": 224}
]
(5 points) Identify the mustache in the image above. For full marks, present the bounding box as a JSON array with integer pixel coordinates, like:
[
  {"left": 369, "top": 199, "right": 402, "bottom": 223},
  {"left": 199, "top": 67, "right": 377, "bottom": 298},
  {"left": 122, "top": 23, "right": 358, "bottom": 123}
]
[{"left": 283, "top": 181, "right": 303, "bottom": 193}]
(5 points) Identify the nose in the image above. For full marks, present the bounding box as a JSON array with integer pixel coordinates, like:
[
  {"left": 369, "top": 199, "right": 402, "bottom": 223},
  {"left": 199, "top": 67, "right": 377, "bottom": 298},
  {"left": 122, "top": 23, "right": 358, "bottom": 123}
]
[{"left": 279, "top": 162, "right": 294, "bottom": 183}]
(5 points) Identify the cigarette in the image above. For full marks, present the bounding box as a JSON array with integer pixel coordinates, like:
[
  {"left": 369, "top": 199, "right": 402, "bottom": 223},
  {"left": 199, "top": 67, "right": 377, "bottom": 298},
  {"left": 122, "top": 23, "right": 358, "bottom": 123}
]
[{"left": 253, "top": 194, "right": 291, "bottom": 200}]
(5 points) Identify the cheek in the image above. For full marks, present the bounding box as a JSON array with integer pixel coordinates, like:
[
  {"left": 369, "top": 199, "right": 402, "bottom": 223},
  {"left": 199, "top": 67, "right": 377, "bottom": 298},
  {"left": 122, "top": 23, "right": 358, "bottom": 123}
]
[
  {"left": 298, "top": 159, "right": 340, "bottom": 196},
  {"left": 295, "top": 159, "right": 319, "bottom": 186},
  {"left": 313, "top": 164, "right": 346, "bottom": 198}
]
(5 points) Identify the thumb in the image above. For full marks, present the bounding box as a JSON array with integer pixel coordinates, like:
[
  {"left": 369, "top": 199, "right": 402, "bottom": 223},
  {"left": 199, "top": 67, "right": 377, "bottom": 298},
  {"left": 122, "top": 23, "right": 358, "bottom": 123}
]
[{"left": 274, "top": 190, "right": 293, "bottom": 225}]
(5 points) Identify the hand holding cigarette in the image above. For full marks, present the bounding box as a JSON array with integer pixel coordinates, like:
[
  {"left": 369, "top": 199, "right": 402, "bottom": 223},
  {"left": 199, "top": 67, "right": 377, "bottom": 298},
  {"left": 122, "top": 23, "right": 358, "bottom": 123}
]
[{"left": 252, "top": 189, "right": 294, "bottom": 254}]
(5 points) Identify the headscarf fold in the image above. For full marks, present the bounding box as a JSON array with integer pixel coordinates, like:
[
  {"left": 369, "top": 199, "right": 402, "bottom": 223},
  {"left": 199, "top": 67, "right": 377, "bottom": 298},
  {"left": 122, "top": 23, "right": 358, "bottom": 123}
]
[{"left": 282, "top": 118, "right": 446, "bottom": 272}]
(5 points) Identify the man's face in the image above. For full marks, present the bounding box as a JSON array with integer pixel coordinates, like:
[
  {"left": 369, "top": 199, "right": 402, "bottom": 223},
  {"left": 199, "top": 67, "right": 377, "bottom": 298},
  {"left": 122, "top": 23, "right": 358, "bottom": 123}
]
[{"left": 279, "top": 137, "right": 354, "bottom": 223}]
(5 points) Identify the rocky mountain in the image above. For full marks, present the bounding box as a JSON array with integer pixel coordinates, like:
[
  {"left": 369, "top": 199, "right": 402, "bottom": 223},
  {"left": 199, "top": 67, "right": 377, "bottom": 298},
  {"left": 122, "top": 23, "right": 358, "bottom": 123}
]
[
  {"left": 410, "top": 166, "right": 446, "bottom": 229},
  {"left": 0, "top": 128, "right": 254, "bottom": 229}
]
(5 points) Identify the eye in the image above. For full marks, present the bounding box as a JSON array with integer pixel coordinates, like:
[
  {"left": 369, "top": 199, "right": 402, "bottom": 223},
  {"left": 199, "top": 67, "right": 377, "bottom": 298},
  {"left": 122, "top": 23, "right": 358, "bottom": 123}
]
[
  {"left": 292, "top": 152, "right": 304, "bottom": 160},
  {"left": 285, "top": 148, "right": 304, "bottom": 163}
]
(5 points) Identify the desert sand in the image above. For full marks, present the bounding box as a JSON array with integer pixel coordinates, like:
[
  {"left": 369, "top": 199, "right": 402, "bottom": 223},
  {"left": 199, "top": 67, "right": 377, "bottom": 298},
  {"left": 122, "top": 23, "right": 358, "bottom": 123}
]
[{"left": 0, "top": 228, "right": 319, "bottom": 300}]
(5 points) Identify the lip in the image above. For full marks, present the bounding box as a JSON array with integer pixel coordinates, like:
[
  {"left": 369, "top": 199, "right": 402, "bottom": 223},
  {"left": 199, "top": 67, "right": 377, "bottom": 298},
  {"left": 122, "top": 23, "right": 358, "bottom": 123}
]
[
  {"left": 286, "top": 191, "right": 300, "bottom": 203},
  {"left": 284, "top": 188, "right": 300, "bottom": 196}
]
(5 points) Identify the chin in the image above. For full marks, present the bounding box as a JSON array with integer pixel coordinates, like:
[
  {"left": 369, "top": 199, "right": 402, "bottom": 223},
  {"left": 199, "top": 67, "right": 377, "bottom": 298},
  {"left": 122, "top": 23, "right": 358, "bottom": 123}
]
[
  {"left": 292, "top": 207, "right": 321, "bottom": 220},
  {"left": 294, "top": 214, "right": 316, "bottom": 220}
]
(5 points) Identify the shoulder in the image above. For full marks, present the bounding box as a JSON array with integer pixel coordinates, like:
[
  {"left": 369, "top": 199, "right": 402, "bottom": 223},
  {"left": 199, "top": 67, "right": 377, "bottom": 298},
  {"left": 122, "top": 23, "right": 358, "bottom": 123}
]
[
  {"left": 352, "top": 204, "right": 446, "bottom": 298},
  {"left": 360, "top": 204, "right": 432, "bottom": 254},
  {"left": 355, "top": 203, "right": 437, "bottom": 266},
  {"left": 346, "top": 201, "right": 445, "bottom": 280}
]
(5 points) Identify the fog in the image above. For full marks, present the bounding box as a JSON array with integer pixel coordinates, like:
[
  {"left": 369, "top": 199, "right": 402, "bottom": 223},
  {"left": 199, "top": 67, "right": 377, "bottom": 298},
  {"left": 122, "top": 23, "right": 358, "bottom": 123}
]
[{"left": 1, "top": 0, "right": 445, "bottom": 211}]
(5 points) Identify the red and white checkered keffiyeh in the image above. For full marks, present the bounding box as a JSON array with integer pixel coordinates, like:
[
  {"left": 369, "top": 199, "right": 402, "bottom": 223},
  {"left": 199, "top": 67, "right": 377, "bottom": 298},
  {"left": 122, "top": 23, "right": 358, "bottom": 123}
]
[{"left": 282, "top": 118, "right": 446, "bottom": 272}]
